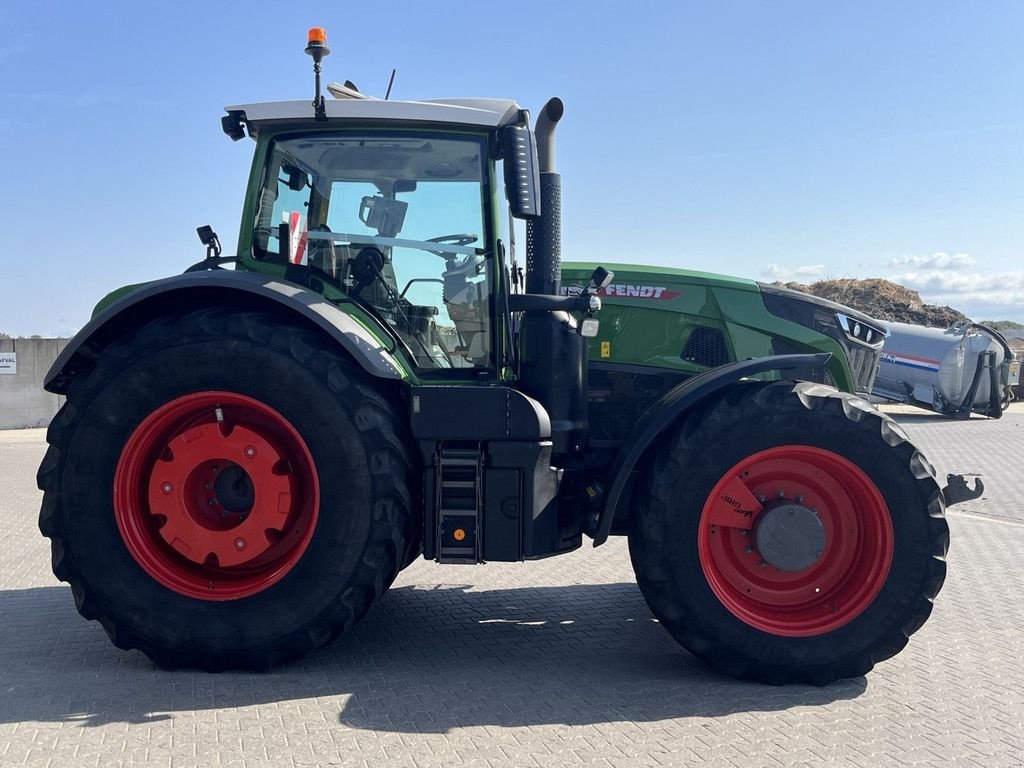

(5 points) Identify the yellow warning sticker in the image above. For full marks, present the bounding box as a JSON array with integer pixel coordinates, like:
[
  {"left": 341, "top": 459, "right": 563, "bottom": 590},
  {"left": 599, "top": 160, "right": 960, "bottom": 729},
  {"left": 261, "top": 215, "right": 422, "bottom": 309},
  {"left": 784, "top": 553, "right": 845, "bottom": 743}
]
[{"left": 600, "top": 341, "right": 611, "bottom": 358}]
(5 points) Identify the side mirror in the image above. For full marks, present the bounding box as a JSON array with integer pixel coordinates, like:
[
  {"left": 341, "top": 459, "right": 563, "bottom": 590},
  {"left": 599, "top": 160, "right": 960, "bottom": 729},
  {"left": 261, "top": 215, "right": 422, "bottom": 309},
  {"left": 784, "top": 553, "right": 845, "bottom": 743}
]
[
  {"left": 589, "top": 266, "right": 614, "bottom": 291},
  {"left": 501, "top": 123, "right": 541, "bottom": 219},
  {"left": 196, "top": 225, "right": 221, "bottom": 259}
]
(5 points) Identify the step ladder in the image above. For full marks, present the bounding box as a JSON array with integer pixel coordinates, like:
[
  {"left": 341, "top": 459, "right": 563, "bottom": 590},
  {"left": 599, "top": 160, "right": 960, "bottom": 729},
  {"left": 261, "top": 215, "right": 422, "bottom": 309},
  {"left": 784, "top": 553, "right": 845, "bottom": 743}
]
[{"left": 435, "top": 445, "right": 483, "bottom": 563}]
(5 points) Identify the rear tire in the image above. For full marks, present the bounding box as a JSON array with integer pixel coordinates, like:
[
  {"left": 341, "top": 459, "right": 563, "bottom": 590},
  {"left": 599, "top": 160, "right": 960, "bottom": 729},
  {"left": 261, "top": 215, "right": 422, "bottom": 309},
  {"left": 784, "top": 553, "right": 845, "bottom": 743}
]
[
  {"left": 37, "top": 309, "right": 416, "bottom": 670},
  {"left": 629, "top": 381, "right": 949, "bottom": 685}
]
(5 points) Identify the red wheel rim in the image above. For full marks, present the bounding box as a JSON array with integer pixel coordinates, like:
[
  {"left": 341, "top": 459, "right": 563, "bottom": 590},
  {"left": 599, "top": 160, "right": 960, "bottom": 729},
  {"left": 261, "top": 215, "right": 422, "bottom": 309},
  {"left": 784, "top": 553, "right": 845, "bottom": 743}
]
[
  {"left": 697, "top": 445, "right": 893, "bottom": 637},
  {"left": 114, "top": 392, "right": 319, "bottom": 600}
]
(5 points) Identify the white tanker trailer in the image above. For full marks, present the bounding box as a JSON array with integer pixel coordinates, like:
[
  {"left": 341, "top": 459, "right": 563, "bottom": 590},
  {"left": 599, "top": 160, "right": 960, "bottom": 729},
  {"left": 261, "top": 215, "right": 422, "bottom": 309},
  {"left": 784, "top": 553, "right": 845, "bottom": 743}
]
[{"left": 872, "top": 320, "right": 1018, "bottom": 418}]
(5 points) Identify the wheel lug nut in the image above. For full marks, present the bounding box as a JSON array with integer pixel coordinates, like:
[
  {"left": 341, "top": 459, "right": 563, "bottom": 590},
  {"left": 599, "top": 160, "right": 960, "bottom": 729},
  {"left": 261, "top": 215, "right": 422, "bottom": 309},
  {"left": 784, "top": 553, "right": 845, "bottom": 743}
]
[
  {"left": 757, "top": 495, "right": 766, "bottom": 504},
  {"left": 209, "top": 499, "right": 218, "bottom": 507},
  {"left": 744, "top": 546, "right": 753, "bottom": 554},
  {"left": 244, "top": 446, "right": 257, "bottom": 459},
  {"left": 205, "top": 482, "right": 214, "bottom": 490},
  {"left": 161, "top": 482, "right": 173, "bottom": 495},
  {"left": 234, "top": 538, "right": 246, "bottom": 551},
  {"left": 739, "top": 529, "right": 748, "bottom": 536},
  {"left": 758, "top": 560, "right": 767, "bottom": 567},
  {"left": 787, "top": 509, "right": 795, "bottom": 517},
  {"left": 776, "top": 489, "right": 785, "bottom": 498},
  {"left": 795, "top": 495, "right": 804, "bottom": 504}
]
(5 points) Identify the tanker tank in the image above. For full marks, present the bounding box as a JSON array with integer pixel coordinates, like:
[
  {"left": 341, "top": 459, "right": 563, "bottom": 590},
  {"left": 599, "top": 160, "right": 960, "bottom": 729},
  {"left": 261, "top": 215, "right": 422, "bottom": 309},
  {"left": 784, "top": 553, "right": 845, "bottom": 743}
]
[{"left": 872, "top": 320, "right": 1016, "bottom": 418}]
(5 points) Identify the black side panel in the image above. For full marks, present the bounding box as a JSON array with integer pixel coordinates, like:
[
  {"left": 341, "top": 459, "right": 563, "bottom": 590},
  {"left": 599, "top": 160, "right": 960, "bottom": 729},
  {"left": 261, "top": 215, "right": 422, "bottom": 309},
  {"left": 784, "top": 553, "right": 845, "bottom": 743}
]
[
  {"left": 45, "top": 271, "right": 403, "bottom": 393},
  {"left": 771, "top": 338, "right": 833, "bottom": 385},
  {"left": 483, "top": 466, "right": 522, "bottom": 561},
  {"left": 410, "top": 386, "right": 551, "bottom": 441},
  {"left": 517, "top": 311, "right": 589, "bottom": 456},
  {"left": 587, "top": 362, "right": 691, "bottom": 444},
  {"left": 591, "top": 353, "right": 831, "bottom": 546},
  {"left": 488, "top": 442, "right": 568, "bottom": 560}
]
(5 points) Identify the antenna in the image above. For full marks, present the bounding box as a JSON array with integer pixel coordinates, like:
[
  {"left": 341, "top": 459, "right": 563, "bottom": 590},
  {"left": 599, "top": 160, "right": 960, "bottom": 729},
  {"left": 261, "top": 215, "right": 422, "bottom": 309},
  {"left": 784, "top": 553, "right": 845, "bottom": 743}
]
[
  {"left": 305, "top": 28, "right": 331, "bottom": 121},
  {"left": 384, "top": 69, "right": 397, "bottom": 100}
]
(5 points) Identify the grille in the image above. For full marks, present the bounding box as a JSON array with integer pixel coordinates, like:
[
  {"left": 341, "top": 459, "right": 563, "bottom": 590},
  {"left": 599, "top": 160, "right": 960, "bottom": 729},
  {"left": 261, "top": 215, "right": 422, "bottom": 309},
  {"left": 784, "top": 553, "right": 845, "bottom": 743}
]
[
  {"left": 847, "top": 345, "right": 881, "bottom": 394},
  {"left": 681, "top": 326, "right": 730, "bottom": 368}
]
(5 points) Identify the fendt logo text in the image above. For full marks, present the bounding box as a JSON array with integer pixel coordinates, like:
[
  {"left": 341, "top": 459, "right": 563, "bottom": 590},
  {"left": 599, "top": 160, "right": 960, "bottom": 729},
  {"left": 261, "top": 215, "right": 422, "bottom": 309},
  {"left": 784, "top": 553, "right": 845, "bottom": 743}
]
[{"left": 561, "top": 284, "right": 681, "bottom": 300}]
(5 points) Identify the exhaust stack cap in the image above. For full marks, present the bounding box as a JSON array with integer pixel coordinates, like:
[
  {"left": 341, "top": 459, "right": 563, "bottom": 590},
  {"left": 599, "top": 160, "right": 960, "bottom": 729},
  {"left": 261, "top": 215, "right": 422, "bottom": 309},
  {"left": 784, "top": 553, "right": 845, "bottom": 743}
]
[{"left": 535, "top": 97, "right": 564, "bottom": 173}]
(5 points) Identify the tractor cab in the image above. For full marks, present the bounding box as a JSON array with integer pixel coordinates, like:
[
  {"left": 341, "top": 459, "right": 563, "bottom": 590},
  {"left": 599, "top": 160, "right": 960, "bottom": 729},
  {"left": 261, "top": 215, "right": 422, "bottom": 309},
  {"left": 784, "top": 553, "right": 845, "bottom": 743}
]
[
  {"left": 222, "top": 93, "right": 556, "bottom": 380},
  {"left": 250, "top": 130, "right": 493, "bottom": 371}
]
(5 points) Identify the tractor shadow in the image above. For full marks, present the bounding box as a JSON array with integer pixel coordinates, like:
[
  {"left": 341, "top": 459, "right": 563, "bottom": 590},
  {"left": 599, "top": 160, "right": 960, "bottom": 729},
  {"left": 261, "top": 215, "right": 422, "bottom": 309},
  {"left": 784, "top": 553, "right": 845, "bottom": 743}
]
[{"left": 0, "top": 583, "right": 865, "bottom": 732}]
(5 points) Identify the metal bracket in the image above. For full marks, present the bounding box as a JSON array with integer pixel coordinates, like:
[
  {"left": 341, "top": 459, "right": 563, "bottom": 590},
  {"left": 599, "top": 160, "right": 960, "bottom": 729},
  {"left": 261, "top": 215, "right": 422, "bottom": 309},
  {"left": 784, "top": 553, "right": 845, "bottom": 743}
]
[{"left": 942, "top": 474, "right": 984, "bottom": 506}]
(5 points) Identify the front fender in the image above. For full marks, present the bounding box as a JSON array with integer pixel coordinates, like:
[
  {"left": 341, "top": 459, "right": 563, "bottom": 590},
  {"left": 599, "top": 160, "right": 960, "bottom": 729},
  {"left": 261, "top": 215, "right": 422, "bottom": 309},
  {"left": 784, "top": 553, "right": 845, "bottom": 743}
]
[
  {"left": 591, "top": 353, "right": 831, "bottom": 545},
  {"left": 45, "top": 271, "right": 406, "bottom": 394}
]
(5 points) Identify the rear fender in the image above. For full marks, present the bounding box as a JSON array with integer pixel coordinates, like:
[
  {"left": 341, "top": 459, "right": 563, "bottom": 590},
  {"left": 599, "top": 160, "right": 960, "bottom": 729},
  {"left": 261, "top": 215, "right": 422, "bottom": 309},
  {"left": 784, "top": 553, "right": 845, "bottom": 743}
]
[
  {"left": 45, "top": 271, "right": 406, "bottom": 394},
  {"left": 591, "top": 353, "right": 831, "bottom": 545}
]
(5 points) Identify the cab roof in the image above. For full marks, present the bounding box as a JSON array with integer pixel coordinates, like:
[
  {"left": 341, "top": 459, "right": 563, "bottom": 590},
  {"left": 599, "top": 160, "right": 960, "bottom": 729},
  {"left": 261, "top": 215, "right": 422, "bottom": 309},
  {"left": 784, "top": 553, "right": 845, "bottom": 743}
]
[{"left": 224, "top": 96, "right": 524, "bottom": 138}]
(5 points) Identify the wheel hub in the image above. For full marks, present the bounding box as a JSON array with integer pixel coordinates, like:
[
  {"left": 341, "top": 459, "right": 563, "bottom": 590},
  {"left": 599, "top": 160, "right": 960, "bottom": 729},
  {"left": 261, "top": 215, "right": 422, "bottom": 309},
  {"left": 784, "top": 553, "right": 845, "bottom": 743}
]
[
  {"left": 214, "top": 464, "right": 255, "bottom": 514},
  {"left": 115, "top": 391, "right": 320, "bottom": 600},
  {"left": 755, "top": 502, "right": 825, "bottom": 572}
]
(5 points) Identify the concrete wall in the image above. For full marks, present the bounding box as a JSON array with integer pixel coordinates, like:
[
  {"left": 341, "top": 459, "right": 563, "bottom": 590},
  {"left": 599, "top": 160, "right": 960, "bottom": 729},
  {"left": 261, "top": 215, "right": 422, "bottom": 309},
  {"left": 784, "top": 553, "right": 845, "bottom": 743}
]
[{"left": 0, "top": 338, "right": 70, "bottom": 429}]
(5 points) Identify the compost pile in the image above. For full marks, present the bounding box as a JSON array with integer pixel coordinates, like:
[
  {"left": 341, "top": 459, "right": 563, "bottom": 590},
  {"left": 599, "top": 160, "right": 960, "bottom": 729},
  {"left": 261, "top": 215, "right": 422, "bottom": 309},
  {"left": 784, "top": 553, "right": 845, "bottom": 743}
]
[{"left": 774, "top": 278, "right": 969, "bottom": 328}]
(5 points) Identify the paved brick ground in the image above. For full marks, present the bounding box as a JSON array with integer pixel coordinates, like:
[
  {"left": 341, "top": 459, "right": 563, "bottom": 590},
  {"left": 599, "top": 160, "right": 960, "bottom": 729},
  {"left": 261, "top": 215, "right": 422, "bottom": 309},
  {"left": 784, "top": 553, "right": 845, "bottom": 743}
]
[{"left": 2, "top": 406, "right": 1023, "bottom": 767}]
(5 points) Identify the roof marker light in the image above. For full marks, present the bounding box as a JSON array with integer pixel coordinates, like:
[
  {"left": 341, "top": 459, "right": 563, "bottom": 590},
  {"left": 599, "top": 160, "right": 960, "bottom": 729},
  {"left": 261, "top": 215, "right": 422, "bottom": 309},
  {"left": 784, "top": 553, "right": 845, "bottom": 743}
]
[{"left": 305, "top": 28, "right": 331, "bottom": 121}]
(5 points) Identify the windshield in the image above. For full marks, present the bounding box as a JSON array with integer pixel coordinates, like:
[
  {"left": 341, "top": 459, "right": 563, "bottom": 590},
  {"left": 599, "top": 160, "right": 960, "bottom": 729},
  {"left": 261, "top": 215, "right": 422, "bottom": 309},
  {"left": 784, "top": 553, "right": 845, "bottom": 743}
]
[{"left": 252, "top": 132, "right": 492, "bottom": 371}]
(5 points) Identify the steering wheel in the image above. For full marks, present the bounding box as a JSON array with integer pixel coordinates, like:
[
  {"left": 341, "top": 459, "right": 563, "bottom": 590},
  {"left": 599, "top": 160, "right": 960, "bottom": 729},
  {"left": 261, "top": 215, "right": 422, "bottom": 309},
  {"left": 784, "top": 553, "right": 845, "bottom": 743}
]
[{"left": 425, "top": 233, "right": 478, "bottom": 260}]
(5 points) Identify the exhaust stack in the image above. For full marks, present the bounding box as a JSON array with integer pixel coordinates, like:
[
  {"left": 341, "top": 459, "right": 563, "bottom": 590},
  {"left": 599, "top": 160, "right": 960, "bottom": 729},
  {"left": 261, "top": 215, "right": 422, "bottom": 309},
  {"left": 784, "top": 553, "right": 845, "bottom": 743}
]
[
  {"left": 526, "top": 98, "right": 564, "bottom": 296},
  {"left": 519, "top": 98, "right": 588, "bottom": 460}
]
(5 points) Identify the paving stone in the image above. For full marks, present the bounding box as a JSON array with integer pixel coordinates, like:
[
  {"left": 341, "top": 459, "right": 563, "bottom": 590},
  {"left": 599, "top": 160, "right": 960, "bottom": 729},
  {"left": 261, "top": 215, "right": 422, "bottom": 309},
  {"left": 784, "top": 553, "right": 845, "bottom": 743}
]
[{"left": 2, "top": 408, "right": 1024, "bottom": 767}]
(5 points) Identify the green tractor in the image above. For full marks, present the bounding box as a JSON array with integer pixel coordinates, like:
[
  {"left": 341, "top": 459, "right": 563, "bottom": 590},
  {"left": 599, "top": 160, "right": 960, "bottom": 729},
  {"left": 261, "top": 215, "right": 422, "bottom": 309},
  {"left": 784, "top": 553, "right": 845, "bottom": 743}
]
[{"left": 38, "top": 30, "right": 954, "bottom": 685}]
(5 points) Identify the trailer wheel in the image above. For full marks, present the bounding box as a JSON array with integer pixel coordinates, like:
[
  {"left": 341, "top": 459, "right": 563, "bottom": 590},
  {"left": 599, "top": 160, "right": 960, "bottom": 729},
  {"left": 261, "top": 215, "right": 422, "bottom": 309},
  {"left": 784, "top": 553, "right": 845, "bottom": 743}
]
[
  {"left": 628, "top": 381, "right": 948, "bottom": 685},
  {"left": 37, "top": 309, "right": 416, "bottom": 670}
]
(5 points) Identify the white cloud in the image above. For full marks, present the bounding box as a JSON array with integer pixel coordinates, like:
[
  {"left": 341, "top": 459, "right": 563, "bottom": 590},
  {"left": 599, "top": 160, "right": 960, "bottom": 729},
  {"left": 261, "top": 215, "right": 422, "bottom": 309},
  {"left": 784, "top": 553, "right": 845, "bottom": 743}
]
[
  {"left": 884, "top": 257, "right": 1019, "bottom": 319},
  {"left": 761, "top": 263, "right": 826, "bottom": 281},
  {"left": 794, "top": 264, "right": 826, "bottom": 277},
  {"left": 892, "top": 270, "right": 1024, "bottom": 295},
  {"left": 889, "top": 252, "right": 976, "bottom": 270}
]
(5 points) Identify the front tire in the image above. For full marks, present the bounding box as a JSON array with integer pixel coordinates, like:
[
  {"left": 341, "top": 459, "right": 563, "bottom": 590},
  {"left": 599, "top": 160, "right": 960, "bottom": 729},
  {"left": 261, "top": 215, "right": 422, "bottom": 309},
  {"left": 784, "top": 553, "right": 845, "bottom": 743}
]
[
  {"left": 37, "top": 309, "right": 416, "bottom": 670},
  {"left": 629, "top": 381, "right": 949, "bottom": 684}
]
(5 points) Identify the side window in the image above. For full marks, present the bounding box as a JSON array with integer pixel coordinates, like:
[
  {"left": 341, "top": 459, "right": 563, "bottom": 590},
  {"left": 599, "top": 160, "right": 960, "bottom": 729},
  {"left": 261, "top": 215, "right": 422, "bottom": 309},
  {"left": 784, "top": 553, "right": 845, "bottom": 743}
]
[{"left": 253, "top": 152, "right": 312, "bottom": 260}]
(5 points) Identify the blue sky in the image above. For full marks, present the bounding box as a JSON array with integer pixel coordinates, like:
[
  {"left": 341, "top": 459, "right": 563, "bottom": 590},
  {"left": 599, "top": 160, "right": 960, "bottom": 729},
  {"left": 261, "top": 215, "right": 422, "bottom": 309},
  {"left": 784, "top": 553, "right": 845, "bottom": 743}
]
[{"left": 1, "top": 1, "right": 1021, "bottom": 335}]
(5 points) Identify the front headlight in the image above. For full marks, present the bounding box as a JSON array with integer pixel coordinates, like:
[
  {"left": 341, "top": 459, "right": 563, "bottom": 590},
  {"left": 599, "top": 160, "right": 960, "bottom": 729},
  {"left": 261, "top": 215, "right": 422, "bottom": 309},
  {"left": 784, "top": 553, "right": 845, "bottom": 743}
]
[{"left": 836, "top": 312, "right": 888, "bottom": 347}]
